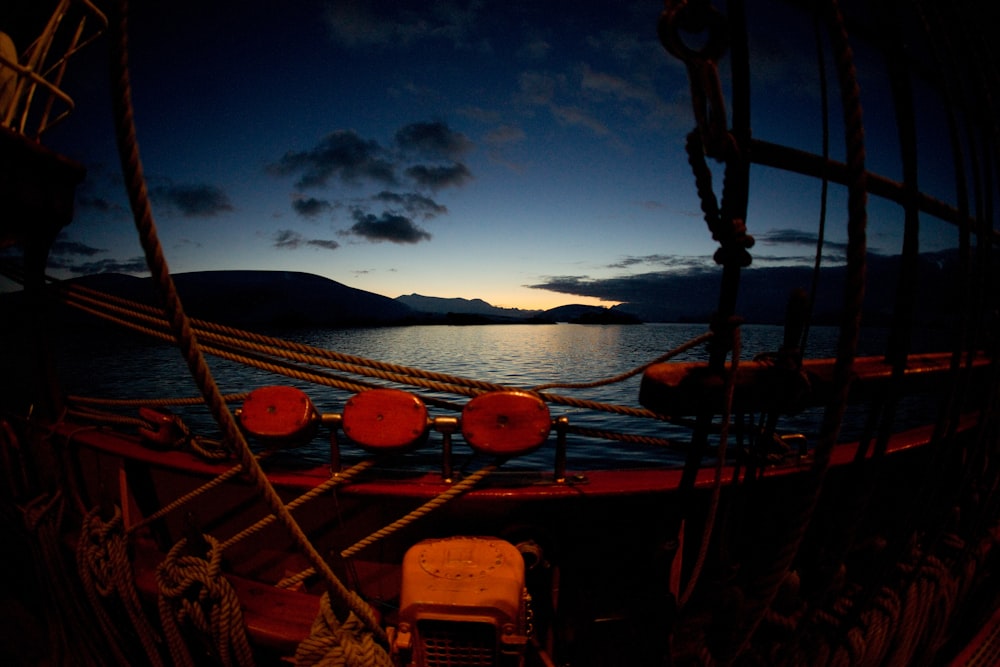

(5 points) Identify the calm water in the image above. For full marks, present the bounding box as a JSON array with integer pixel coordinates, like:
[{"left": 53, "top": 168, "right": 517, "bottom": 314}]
[{"left": 51, "top": 322, "right": 931, "bottom": 471}]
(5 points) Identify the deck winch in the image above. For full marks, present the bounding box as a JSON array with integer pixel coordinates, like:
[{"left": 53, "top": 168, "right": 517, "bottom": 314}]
[{"left": 393, "top": 536, "right": 530, "bottom": 667}]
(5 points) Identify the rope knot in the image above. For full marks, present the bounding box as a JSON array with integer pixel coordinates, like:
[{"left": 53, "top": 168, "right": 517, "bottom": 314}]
[
  {"left": 294, "top": 593, "right": 393, "bottom": 667},
  {"left": 157, "top": 534, "right": 254, "bottom": 667}
]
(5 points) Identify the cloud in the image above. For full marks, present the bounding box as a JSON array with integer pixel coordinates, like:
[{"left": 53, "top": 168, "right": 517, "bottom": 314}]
[
  {"left": 150, "top": 183, "right": 233, "bottom": 218},
  {"left": 76, "top": 194, "right": 124, "bottom": 215},
  {"left": 273, "top": 229, "right": 340, "bottom": 251},
  {"left": 50, "top": 239, "right": 106, "bottom": 257},
  {"left": 517, "top": 71, "right": 611, "bottom": 138},
  {"left": 48, "top": 256, "right": 149, "bottom": 275},
  {"left": 405, "top": 162, "right": 472, "bottom": 190},
  {"left": 307, "top": 239, "right": 341, "bottom": 251},
  {"left": 518, "top": 34, "right": 551, "bottom": 61},
  {"left": 580, "top": 65, "right": 656, "bottom": 105},
  {"left": 606, "top": 254, "right": 715, "bottom": 272},
  {"left": 756, "top": 228, "right": 850, "bottom": 254},
  {"left": 373, "top": 191, "right": 447, "bottom": 218},
  {"left": 269, "top": 130, "right": 396, "bottom": 188},
  {"left": 484, "top": 124, "right": 525, "bottom": 146},
  {"left": 526, "top": 271, "right": 710, "bottom": 304},
  {"left": 292, "top": 196, "right": 333, "bottom": 218},
  {"left": 395, "top": 121, "right": 472, "bottom": 159},
  {"left": 323, "top": 0, "right": 483, "bottom": 50},
  {"left": 344, "top": 210, "right": 431, "bottom": 244}
]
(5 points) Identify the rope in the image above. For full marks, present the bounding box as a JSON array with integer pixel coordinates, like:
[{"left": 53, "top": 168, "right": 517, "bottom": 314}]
[
  {"left": 77, "top": 505, "right": 165, "bottom": 666},
  {"left": 530, "top": 330, "right": 713, "bottom": 391},
  {"left": 278, "top": 462, "right": 501, "bottom": 589},
  {"left": 340, "top": 461, "right": 499, "bottom": 559},
  {"left": 70, "top": 393, "right": 250, "bottom": 408},
  {"left": 156, "top": 534, "right": 255, "bottom": 667},
  {"left": 294, "top": 594, "right": 394, "bottom": 667},
  {"left": 109, "top": 0, "right": 387, "bottom": 645},
  {"left": 58, "top": 282, "right": 689, "bottom": 424},
  {"left": 21, "top": 491, "right": 109, "bottom": 664},
  {"left": 678, "top": 326, "right": 741, "bottom": 609},
  {"left": 127, "top": 461, "right": 252, "bottom": 535},
  {"left": 218, "top": 460, "right": 376, "bottom": 552}
]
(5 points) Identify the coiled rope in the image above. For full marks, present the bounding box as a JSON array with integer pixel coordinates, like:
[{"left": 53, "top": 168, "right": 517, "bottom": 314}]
[
  {"left": 294, "top": 594, "right": 394, "bottom": 667},
  {"left": 77, "top": 504, "right": 165, "bottom": 666},
  {"left": 109, "top": 0, "right": 388, "bottom": 653},
  {"left": 156, "top": 534, "right": 254, "bottom": 667}
]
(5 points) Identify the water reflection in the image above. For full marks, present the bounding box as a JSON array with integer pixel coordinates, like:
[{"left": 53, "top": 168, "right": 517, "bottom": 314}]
[{"left": 51, "top": 322, "right": 937, "bottom": 471}]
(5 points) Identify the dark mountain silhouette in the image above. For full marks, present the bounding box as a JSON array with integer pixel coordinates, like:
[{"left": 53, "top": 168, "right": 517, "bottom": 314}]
[
  {"left": 54, "top": 270, "right": 414, "bottom": 327},
  {"left": 542, "top": 304, "right": 642, "bottom": 324},
  {"left": 2, "top": 248, "right": 981, "bottom": 329},
  {"left": 396, "top": 294, "right": 542, "bottom": 320},
  {"left": 612, "top": 250, "right": 973, "bottom": 326}
]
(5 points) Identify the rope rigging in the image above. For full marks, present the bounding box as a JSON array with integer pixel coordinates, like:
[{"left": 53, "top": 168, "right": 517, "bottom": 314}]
[
  {"left": 107, "top": 0, "right": 388, "bottom": 649},
  {"left": 1, "top": 1, "right": 998, "bottom": 665}
]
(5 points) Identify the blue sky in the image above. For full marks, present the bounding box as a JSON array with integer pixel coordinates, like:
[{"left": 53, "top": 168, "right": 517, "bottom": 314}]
[{"left": 4, "top": 0, "right": 963, "bottom": 309}]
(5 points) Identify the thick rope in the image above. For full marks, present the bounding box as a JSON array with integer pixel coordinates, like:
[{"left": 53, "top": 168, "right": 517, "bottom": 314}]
[
  {"left": 278, "top": 462, "right": 501, "bottom": 589},
  {"left": 109, "top": 0, "right": 387, "bottom": 646},
  {"left": 21, "top": 491, "right": 109, "bottom": 664},
  {"left": 128, "top": 461, "right": 252, "bottom": 535},
  {"left": 678, "top": 326, "right": 741, "bottom": 609},
  {"left": 156, "top": 534, "right": 255, "bottom": 667},
  {"left": 78, "top": 504, "right": 165, "bottom": 667},
  {"left": 340, "top": 461, "right": 500, "bottom": 559},
  {"left": 218, "top": 460, "right": 376, "bottom": 552},
  {"left": 294, "top": 594, "right": 394, "bottom": 667},
  {"left": 58, "top": 283, "right": 684, "bottom": 421}
]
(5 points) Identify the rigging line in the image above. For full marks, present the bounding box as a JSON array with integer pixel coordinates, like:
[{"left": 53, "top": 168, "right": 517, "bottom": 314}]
[
  {"left": 64, "top": 281, "right": 516, "bottom": 394},
  {"left": 60, "top": 286, "right": 676, "bottom": 421},
  {"left": 529, "top": 330, "right": 713, "bottom": 391},
  {"left": 108, "top": 0, "right": 386, "bottom": 643},
  {"left": 678, "top": 325, "right": 741, "bottom": 609},
  {"left": 64, "top": 279, "right": 690, "bottom": 402},
  {"left": 67, "top": 394, "right": 249, "bottom": 408},
  {"left": 800, "top": 0, "right": 832, "bottom": 357}
]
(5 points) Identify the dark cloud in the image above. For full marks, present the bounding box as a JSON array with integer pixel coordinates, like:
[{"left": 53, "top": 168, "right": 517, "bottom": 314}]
[
  {"left": 373, "top": 191, "right": 447, "bottom": 218},
  {"left": 344, "top": 210, "right": 431, "bottom": 244},
  {"left": 273, "top": 229, "right": 340, "bottom": 251},
  {"left": 151, "top": 183, "right": 233, "bottom": 218},
  {"left": 323, "top": 1, "right": 483, "bottom": 50},
  {"left": 757, "top": 228, "right": 850, "bottom": 254},
  {"left": 307, "top": 239, "right": 341, "bottom": 251},
  {"left": 269, "top": 130, "right": 397, "bottom": 188},
  {"left": 405, "top": 162, "right": 472, "bottom": 190},
  {"left": 274, "top": 230, "right": 304, "bottom": 249},
  {"left": 395, "top": 121, "right": 472, "bottom": 159},
  {"left": 76, "top": 194, "right": 123, "bottom": 215},
  {"left": 49, "top": 256, "right": 149, "bottom": 275},
  {"left": 483, "top": 124, "right": 525, "bottom": 146},
  {"left": 50, "top": 239, "right": 106, "bottom": 257},
  {"left": 528, "top": 269, "right": 716, "bottom": 304},
  {"left": 607, "top": 254, "right": 714, "bottom": 271},
  {"left": 292, "top": 196, "right": 333, "bottom": 218}
]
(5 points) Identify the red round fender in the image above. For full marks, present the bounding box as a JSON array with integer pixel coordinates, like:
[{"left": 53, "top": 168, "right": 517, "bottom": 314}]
[
  {"left": 461, "top": 391, "right": 551, "bottom": 457},
  {"left": 239, "top": 386, "right": 318, "bottom": 445},
  {"left": 342, "top": 388, "right": 429, "bottom": 452}
]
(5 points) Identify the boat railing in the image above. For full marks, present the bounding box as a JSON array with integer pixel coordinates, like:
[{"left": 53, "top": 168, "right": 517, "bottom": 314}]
[{"left": 0, "top": 0, "right": 107, "bottom": 140}]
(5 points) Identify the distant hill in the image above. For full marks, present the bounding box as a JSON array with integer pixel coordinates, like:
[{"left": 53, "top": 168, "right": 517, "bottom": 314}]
[
  {"left": 611, "top": 249, "right": 975, "bottom": 325},
  {"left": 396, "top": 294, "right": 542, "bottom": 320},
  {"left": 5, "top": 249, "right": 975, "bottom": 330},
  {"left": 542, "top": 304, "right": 642, "bottom": 324},
  {"left": 57, "top": 270, "right": 414, "bottom": 327}
]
